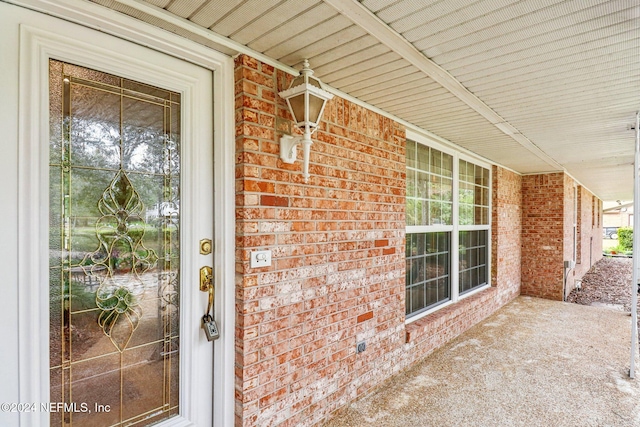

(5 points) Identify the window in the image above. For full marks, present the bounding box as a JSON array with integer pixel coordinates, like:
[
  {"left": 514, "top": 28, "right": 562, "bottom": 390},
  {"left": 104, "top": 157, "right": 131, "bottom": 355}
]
[
  {"left": 406, "top": 142, "right": 453, "bottom": 226},
  {"left": 576, "top": 186, "right": 582, "bottom": 264},
  {"left": 459, "top": 159, "right": 489, "bottom": 226},
  {"left": 405, "top": 139, "right": 491, "bottom": 319},
  {"left": 406, "top": 232, "right": 450, "bottom": 313},
  {"left": 458, "top": 230, "right": 488, "bottom": 294},
  {"left": 458, "top": 159, "right": 490, "bottom": 295}
]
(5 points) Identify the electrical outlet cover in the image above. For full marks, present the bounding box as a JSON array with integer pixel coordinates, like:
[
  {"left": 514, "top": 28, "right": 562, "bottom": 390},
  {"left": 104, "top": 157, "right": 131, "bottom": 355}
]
[{"left": 250, "top": 250, "right": 272, "bottom": 268}]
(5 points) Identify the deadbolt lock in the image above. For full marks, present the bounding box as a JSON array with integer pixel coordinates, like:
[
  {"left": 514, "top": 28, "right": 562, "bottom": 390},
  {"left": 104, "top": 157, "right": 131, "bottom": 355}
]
[{"left": 200, "top": 238, "right": 212, "bottom": 255}]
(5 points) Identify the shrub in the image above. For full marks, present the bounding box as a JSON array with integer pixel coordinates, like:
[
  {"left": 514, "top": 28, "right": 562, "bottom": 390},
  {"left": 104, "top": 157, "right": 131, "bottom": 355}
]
[{"left": 617, "top": 227, "right": 633, "bottom": 251}]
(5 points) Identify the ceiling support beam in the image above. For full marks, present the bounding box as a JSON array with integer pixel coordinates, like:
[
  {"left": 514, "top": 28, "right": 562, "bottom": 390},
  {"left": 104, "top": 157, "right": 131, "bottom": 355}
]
[{"left": 323, "top": 0, "right": 564, "bottom": 171}]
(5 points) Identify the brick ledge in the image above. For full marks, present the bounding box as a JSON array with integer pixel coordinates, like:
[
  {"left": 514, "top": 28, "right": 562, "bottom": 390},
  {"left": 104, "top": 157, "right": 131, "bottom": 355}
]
[{"left": 405, "top": 286, "right": 498, "bottom": 343}]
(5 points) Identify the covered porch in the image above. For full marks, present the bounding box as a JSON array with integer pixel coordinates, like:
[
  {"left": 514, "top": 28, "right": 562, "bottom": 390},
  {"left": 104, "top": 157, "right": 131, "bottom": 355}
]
[{"left": 1, "top": 1, "right": 639, "bottom": 426}]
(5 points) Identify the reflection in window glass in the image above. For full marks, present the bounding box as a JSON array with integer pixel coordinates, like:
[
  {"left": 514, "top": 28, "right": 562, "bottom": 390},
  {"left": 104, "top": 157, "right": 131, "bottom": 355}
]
[
  {"left": 405, "top": 232, "right": 451, "bottom": 316},
  {"left": 459, "top": 230, "right": 488, "bottom": 294},
  {"left": 406, "top": 139, "right": 492, "bottom": 319},
  {"left": 406, "top": 141, "right": 453, "bottom": 226},
  {"left": 459, "top": 160, "right": 489, "bottom": 225}
]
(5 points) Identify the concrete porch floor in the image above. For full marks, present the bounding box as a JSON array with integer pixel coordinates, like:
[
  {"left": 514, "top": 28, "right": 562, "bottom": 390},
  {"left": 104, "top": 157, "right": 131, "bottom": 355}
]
[{"left": 323, "top": 296, "right": 640, "bottom": 427}]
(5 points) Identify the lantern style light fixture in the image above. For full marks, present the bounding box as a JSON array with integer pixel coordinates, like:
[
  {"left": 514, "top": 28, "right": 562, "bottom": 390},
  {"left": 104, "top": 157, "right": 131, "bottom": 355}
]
[{"left": 279, "top": 60, "right": 334, "bottom": 182}]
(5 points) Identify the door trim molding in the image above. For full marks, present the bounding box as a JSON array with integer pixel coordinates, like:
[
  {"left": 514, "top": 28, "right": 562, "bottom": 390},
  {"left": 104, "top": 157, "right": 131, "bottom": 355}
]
[{"left": 16, "top": 6, "right": 236, "bottom": 427}]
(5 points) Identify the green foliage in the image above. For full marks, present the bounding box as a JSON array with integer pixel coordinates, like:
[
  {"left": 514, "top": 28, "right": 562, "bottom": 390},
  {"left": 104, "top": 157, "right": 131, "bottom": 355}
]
[
  {"left": 617, "top": 227, "right": 633, "bottom": 251},
  {"left": 64, "top": 279, "right": 97, "bottom": 310},
  {"left": 603, "top": 246, "right": 633, "bottom": 256}
]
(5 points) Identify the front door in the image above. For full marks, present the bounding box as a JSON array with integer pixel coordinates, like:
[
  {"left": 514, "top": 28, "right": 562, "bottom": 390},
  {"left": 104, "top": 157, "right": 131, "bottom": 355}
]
[
  {"left": 47, "top": 57, "right": 214, "bottom": 427},
  {"left": 1, "top": 6, "right": 218, "bottom": 425}
]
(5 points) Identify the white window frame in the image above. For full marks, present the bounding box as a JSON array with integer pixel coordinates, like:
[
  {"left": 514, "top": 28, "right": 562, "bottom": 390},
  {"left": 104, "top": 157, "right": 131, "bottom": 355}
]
[
  {"left": 458, "top": 153, "right": 492, "bottom": 299},
  {"left": 405, "top": 131, "right": 492, "bottom": 323}
]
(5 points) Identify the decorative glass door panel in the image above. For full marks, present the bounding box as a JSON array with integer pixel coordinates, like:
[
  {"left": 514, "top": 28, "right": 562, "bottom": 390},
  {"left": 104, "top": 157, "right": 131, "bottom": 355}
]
[{"left": 49, "top": 60, "right": 181, "bottom": 427}]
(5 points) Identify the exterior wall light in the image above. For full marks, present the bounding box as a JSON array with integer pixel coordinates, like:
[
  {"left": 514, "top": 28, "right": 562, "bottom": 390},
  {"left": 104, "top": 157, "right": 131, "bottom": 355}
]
[{"left": 279, "top": 60, "right": 333, "bottom": 182}]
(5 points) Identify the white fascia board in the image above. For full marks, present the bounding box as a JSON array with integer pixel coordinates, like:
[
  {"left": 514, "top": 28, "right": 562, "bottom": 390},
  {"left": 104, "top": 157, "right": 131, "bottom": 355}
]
[{"left": 603, "top": 202, "right": 633, "bottom": 212}]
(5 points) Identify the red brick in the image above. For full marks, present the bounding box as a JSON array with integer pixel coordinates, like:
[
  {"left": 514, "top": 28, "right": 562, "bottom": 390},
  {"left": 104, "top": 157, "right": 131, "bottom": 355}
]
[
  {"left": 356, "top": 311, "right": 373, "bottom": 323},
  {"left": 244, "top": 179, "right": 275, "bottom": 193},
  {"left": 520, "top": 172, "right": 601, "bottom": 300},
  {"left": 260, "top": 195, "right": 289, "bottom": 207}
]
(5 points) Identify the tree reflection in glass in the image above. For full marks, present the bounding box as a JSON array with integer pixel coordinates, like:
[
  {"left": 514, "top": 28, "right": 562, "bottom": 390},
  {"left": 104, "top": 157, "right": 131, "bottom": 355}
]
[{"left": 49, "top": 59, "right": 181, "bottom": 427}]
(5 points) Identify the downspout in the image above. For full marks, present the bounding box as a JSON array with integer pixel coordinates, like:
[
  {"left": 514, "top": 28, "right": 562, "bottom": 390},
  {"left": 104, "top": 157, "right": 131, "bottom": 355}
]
[{"left": 631, "top": 111, "right": 639, "bottom": 379}]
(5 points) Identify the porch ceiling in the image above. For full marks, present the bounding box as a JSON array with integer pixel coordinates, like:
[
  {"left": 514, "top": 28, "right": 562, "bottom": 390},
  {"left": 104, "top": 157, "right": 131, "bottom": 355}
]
[{"left": 90, "top": 0, "right": 640, "bottom": 201}]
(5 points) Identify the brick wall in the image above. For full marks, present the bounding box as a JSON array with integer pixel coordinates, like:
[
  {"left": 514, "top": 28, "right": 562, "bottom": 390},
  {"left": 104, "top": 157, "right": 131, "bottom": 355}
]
[
  {"left": 234, "top": 54, "right": 523, "bottom": 427},
  {"left": 491, "top": 166, "right": 522, "bottom": 305},
  {"left": 571, "top": 185, "right": 603, "bottom": 291},
  {"left": 521, "top": 173, "right": 565, "bottom": 300},
  {"left": 521, "top": 173, "right": 602, "bottom": 300},
  {"left": 234, "top": 54, "right": 406, "bottom": 427}
]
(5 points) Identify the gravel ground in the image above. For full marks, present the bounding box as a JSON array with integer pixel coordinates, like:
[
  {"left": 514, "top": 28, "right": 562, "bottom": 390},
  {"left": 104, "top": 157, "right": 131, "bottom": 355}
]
[
  {"left": 320, "top": 258, "right": 640, "bottom": 427},
  {"left": 567, "top": 257, "right": 636, "bottom": 310},
  {"left": 322, "top": 296, "right": 640, "bottom": 427},
  {"left": 567, "top": 257, "right": 640, "bottom": 340}
]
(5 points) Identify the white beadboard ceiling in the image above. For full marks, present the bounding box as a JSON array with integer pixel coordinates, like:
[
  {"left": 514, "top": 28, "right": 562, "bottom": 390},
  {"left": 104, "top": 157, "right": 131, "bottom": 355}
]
[{"left": 89, "top": 0, "right": 640, "bottom": 201}]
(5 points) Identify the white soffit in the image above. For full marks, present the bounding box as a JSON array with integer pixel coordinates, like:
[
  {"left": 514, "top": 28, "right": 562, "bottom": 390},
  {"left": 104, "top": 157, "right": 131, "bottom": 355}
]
[
  {"left": 358, "top": 0, "right": 639, "bottom": 200},
  {"left": 88, "top": 0, "right": 564, "bottom": 173},
  {"left": 79, "top": 0, "right": 639, "bottom": 200}
]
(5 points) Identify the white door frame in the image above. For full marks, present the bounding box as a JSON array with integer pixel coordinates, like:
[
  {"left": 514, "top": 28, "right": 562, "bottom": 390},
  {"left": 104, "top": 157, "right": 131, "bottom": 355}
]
[{"left": 9, "top": 2, "right": 236, "bottom": 426}]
